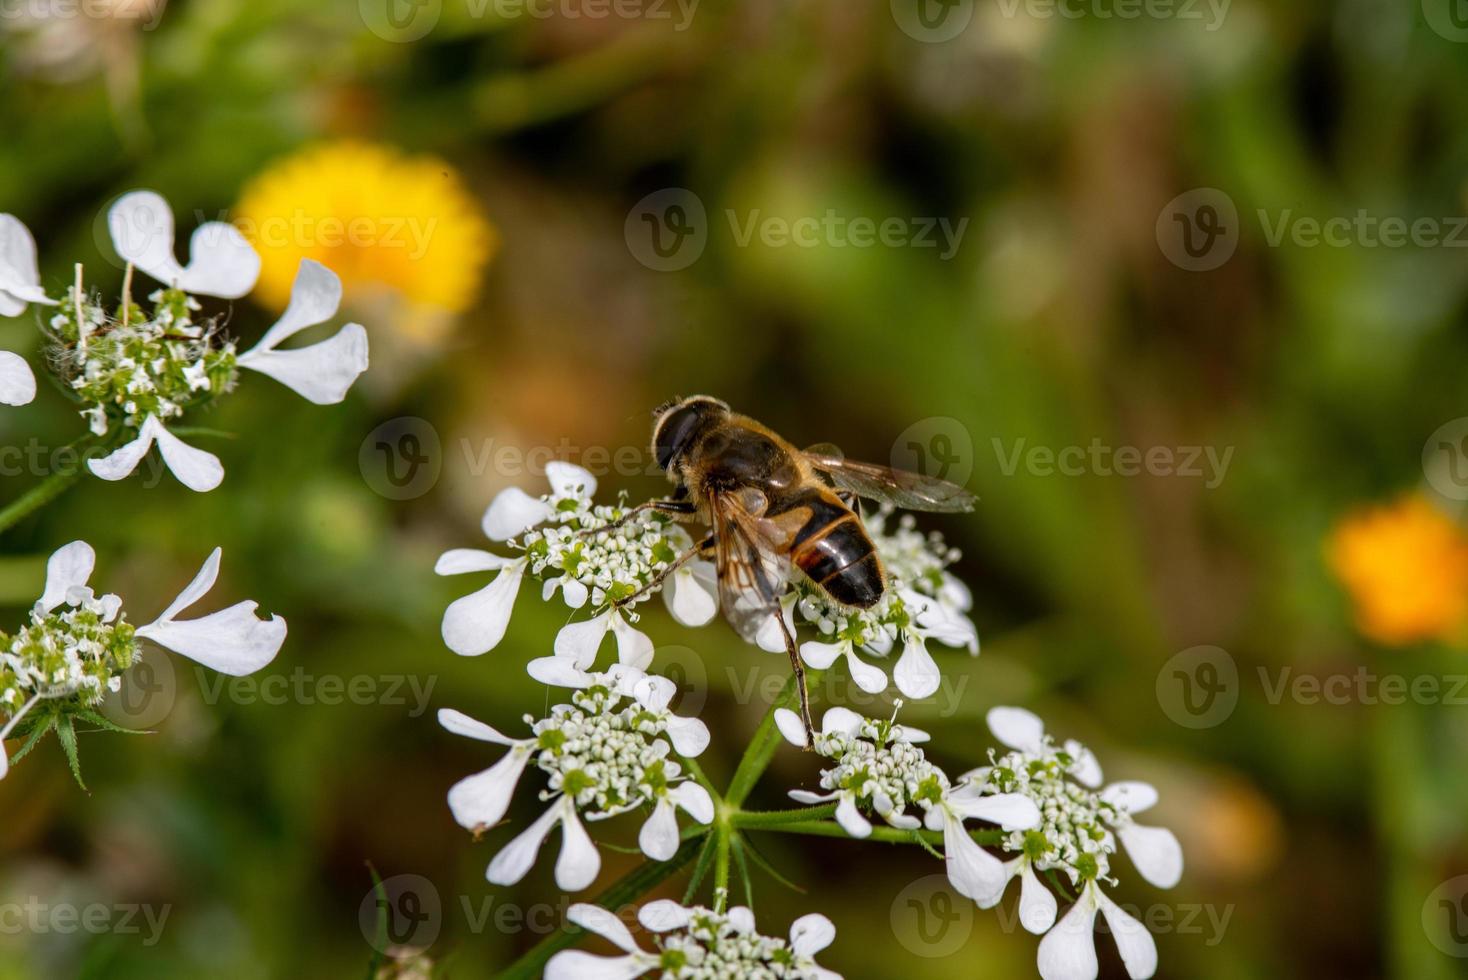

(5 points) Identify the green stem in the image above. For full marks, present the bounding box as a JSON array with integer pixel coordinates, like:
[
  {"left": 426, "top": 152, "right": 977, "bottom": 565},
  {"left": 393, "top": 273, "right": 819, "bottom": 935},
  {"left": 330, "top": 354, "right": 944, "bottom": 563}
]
[
  {"left": 494, "top": 833, "right": 707, "bottom": 980},
  {"left": 0, "top": 461, "right": 86, "bottom": 535},
  {"left": 729, "top": 804, "right": 837, "bottom": 828},
  {"left": 724, "top": 670, "right": 820, "bottom": 809},
  {"left": 712, "top": 824, "right": 731, "bottom": 912},
  {"left": 745, "top": 819, "right": 1005, "bottom": 849}
]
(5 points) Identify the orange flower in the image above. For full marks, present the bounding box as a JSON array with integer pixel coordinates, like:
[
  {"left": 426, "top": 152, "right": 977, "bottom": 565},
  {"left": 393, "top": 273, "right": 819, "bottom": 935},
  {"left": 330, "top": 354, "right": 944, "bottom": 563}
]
[{"left": 1326, "top": 494, "right": 1468, "bottom": 645}]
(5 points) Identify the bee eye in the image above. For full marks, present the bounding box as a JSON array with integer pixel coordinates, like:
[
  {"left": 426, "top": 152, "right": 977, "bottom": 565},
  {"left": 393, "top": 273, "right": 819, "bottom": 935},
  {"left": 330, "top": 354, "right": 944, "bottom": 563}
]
[{"left": 655, "top": 404, "right": 704, "bottom": 470}]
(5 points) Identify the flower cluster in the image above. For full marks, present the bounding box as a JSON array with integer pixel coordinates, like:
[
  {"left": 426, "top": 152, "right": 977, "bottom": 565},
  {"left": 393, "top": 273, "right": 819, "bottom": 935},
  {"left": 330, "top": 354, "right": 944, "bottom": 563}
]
[
  {"left": 0, "top": 192, "right": 370, "bottom": 491},
  {"left": 546, "top": 901, "right": 841, "bottom": 980},
  {"left": 959, "top": 707, "right": 1184, "bottom": 980},
  {"left": 438, "top": 462, "right": 719, "bottom": 665},
  {"left": 0, "top": 541, "right": 288, "bottom": 780},
  {"left": 439, "top": 659, "right": 712, "bottom": 892},
  {"left": 438, "top": 465, "right": 977, "bottom": 700}
]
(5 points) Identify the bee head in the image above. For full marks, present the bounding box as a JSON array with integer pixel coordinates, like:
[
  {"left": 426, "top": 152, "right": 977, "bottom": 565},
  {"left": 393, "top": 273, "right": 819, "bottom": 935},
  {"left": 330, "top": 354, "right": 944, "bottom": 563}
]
[{"left": 652, "top": 395, "right": 729, "bottom": 472}]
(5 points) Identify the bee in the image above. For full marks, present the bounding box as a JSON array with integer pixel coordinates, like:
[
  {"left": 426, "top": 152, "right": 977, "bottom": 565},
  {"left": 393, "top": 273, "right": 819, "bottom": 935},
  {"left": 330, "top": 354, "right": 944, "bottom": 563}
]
[{"left": 590, "top": 396, "right": 975, "bottom": 746}]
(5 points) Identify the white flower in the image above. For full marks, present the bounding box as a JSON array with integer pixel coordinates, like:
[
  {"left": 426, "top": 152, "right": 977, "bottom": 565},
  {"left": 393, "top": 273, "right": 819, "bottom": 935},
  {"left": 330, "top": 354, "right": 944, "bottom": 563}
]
[
  {"left": 546, "top": 901, "right": 842, "bottom": 980},
  {"left": 235, "top": 259, "right": 368, "bottom": 405},
  {"left": 798, "top": 634, "right": 890, "bottom": 696},
  {"left": 924, "top": 783, "right": 1042, "bottom": 906},
  {"left": 438, "top": 662, "right": 712, "bottom": 891},
  {"left": 0, "top": 350, "right": 35, "bottom": 406},
  {"left": 553, "top": 607, "right": 653, "bottom": 670},
  {"left": 0, "top": 214, "right": 57, "bottom": 315},
  {"left": 107, "top": 191, "right": 260, "bottom": 298},
  {"left": 88, "top": 413, "right": 224, "bottom": 492},
  {"left": 1037, "top": 879, "right": 1157, "bottom": 980}
]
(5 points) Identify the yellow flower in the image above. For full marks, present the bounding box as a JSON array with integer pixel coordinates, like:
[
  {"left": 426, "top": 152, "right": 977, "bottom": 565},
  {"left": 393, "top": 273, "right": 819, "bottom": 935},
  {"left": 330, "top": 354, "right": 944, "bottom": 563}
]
[
  {"left": 1326, "top": 494, "right": 1468, "bottom": 646},
  {"left": 233, "top": 141, "right": 495, "bottom": 342}
]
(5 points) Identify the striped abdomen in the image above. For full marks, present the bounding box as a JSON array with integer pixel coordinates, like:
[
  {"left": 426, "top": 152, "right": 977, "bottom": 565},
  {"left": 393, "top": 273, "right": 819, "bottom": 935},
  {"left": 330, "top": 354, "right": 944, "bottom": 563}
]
[{"left": 780, "top": 487, "right": 884, "bottom": 608}]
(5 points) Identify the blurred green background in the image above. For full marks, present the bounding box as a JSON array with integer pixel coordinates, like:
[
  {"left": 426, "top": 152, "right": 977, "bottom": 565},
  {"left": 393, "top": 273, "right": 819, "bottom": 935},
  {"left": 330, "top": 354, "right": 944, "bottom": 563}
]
[{"left": 4, "top": 0, "right": 1468, "bottom": 977}]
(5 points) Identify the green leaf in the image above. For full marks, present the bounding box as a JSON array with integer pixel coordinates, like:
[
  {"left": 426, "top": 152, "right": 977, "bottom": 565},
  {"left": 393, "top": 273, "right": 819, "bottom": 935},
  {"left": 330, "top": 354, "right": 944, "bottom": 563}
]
[
  {"left": 736, "top": 834, "right": 807, "bottom": 895},
  {"left": 54, "top": 716, "right": 86, "bottom": 790},
  {"left": 730, "top": 836, "right": 755, "bottom": 909},
  {"left": 73, "top": 709, "right": 151, "bottom": 736},
  {"left": 8, "top": 714, "right": 56, "bottom": 765}
]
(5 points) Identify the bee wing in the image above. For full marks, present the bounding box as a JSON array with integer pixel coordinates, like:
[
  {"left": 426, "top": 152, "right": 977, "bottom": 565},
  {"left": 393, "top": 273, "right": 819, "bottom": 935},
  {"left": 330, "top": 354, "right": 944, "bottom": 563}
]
[
  {"left": 709, "top": 490, "right": 792, "bottom": 643},
  {"left": 803, "top": 445, "right": 976, "bottom": 513}
]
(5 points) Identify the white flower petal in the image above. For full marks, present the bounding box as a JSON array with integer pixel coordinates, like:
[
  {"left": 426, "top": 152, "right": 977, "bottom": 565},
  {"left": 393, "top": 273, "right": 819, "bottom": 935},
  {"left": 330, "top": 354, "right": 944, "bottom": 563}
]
[
  {"left": 38, "top": 541, "right": 95, "bottom": 614},
  {"left": 1119, "top": 823, "right": 1183, "bottom": 889},
  {"left": 664, "top": 562, "right": 718, "bottom": 627},
  {"left": 88, "top": 418, "right": 160, "bottom": 482},
  {"left": 435, "top": 549, "right": 519, "bottom": 576},
  {"left": 560, "top": 577, "right": 589, "bottom": 609},
  {"left": 177, "top": 222, "right": 261, "bottom": 298},
  {"left": 566, "top": 903, "right": 647, "bottom": 954},
  {"left": 137, "top": 601, "right": 286, "bottom": 676},
  {"left": 1100, "top": 781, "right": 1158, "bottom": 815},
  {"left": 546, "top": 461, "right": 597, "bottom": 500},
  {"left": 942, "top": 809, "right": 1005, "bottom": 902},
  {"left": 555, "top": 613, "right": 612, "bottom": 668},
  {"left": 108, "top": 192, "right": 260, "bottom": 297},
  {"left": 1038, "top": 889, "right": 1100, "bottom": 980},
  {"left": 638, "top": 799, "right": 680, "bottom": 861},
  {"left": 789, "top": 914, "right": 836, "bottom": 957},
  {"left": 487, "top": 801, "right": 564, "bottom": 886},
  {"left": 1097, "top": 888, "right": 1158, "bottom": 979},
  {"left": 893, "top": 634, "right": 940, "bottom": 700},
  {"left": 152, "top": 547, "right": 221, "bottom": 622},
  {"left": 844, "top": 647, "right": 888, "bottom": 694},
  {"left": 774, "top": 708, "right": 807, "bottom": 747},
  {"left": 152, "top": 420, "right": 224, "bottom": 492},
  {"left": 670, "top": 782, "right": 714, "bottom": 824},
  {"left": 448, "top": 748, "right": 531, "bottom": 830},
  {"left": 482, "top": 487, "right": 555, "bottom": 541},
  {"left": 0, "top": 215, "right": 54, "bottom": 310},
  {"left": 1065, "top": 739, "right": 1103, "bottom": 788},
  {"left": 0, "top": 351, "right": 35, "bottom": 406},
  {"left": 799, "top": 640, "right": 843, "bottom": 670},
  {"left": 437, "top": 708, "right": 517, "bottom": 744},
  {"left": 1019, "top": 862, "right": 1058, "bottom": 934},
  {"left": 528, "top": 656, "right": 594, "bottom": 689},
  {"left": 544, "top": 951, "right": 650, "bottom": 980},
  {"left": 950, "top": 792, "right": 1041, "bottom": 831},
  {"left": 664, "top": 715, "right": 710, "bottom": 758},
  {"left": 238, "top": 323, "right": 368, "bottom": 404},
  {"left": 986, "top": 705, "right": 1046, "bottom": 753},
  {"left": 443, "top": 560, "right": 526, "bottom": 656},
  {"left": 247, "top": 258, "right": 342, "bottom": 350},
  {"left": 555, "top": 806, "right": 601, "bottom": 892},
  {"left": 835, "top": 793, "right": 872, "bottom": 838},
  {"left": 609, "top": 612, "right": 654, "bottom": 669},
  {"left": 789, "top": 790, "right": 838, "bottom": 805},
  {"left": 638, "top": 900, "right": 692, "bottom": 933},
  {"left": 727, "top": 907, "right": 756, "bottom": 933},
  {"left": 819, "top": 706, "right": 864, "bottom": 738}
]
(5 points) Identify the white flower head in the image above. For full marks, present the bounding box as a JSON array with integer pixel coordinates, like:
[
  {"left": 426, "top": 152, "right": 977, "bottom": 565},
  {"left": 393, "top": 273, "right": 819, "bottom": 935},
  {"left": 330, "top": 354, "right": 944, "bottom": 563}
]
[
  {"left": 438, "top": 662, "right": 712, "bottom": 891},
  {"left": 546, "top": 901, "right": 842, "bottom": 980}
]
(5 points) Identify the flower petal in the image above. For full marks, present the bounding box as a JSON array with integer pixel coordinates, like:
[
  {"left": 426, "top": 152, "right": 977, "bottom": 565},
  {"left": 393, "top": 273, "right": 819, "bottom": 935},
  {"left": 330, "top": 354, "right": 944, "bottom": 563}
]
[
  {"left": 799, "top": 640, "right": 843, "bottom": 670},
  {"left": 437, "top": 708, "right": 516, "bottom": 744},
  {"left": 950, "top": 792, "right": 1041, "bottom": 831},
  {"left": 544, "top": 950, "right": 649, "bottom": 980},
  {"left": 37, "top": 541, "right": 95, "bottom": 614},
  {"left": 565, "top": 903, "right": 647, "bottom": 954},
  {"left": 1100, "top": 781, "right": 1158, "bottom": 815},
  {"left": 986, "top": 705, "right": 1046, "bottom": 753},
  {"left": 1097, "top": 888, "right": 1158, "bottom": 979},
  {"left": 1065, "top": 739, "right": 1103, "bottom": 788},
  {"left": 0, "top": 215, "right": 53, "bottom": 310},
  {"left": 1019, "top": 862, "right": 1058, "bottom": 934},
  {"left": 448, "top": 748, "right": 531, "bottom": 831},
  {"left": 152, "top": 420, "right": 224, "bottom": 492},
  {"left": 1037, "top": 889, "right": 1100, "bottom": 980},
  {"left": 844, "top": 647, "right": 888, "bottom": 694},
  {"left": 942, "top": 809, "right": 1005, "bottom": 902},
  {"left": 177, "top": 221, "right": 260, "bottom": 298},
  {"left": 835, "top": 794, "right": 872, "bottom": 838},
  {"left": 670, "top": 782, "right": 714, "bottom": 824},
  {"left": 789, "top": 914, "right": 836, "bottom": 957},
  {"left": 664, "top": 715, "right": 710, "bottom": 758},
  {"left": 893, "top": 634, "right": 940, "bottom": 700},
  {"left": 819, "top": 706, "right": 865, "bottom": 738},
  {"left": 638, "top": 799, "right": 680, "bottom": 861},
  {"left": 443, "top": 560, "right": 526, "bottom": 656},
  {"left": 435, "top": 549, "right": 519, "bottom": 576},
  {"left": 638, "top": 900, "right": 692, "bottom": 933},
  {"left": 88, "top": 419, "right": 159, "bottom": 482},
  {"left": 246, "top": 258, "right": 342, "bottom": 351},
  {"left": 609, "top": 613, "right": 654, "bottom": 669},
  {"left": 487, "top": 801, "right": 563, "bottom": 886},
  {"left": 528, "top": 656, "right": 594, "bottom": 689},
  {"left": 151, "top": 547, "right": 221, "bottom": 622},
  {"left": 664, "top": 562, "right": 718, "bottom": 627},
  {"left": 108, "top": 191, "right": 260, "bottom": 298},
  {"left": 774, "top": 708, "right": 807, "bottom": 747},
  {"left": 0, "top": 351, "right": 35, "bottom": 406},
  {"left": 137, "top": 601, "right": 286, "bottom": 676},
  {"left": 555, "top": 805, "right": 601, "bottom": 891},
  {"left": 482, "top": 487, "right": 555, "bottom": 541},
  {"left": 237, "top": 323, "right": 368, "bottom": 405},
  {"left": 545, "top": 461, "right": 597, "bottom": 500},
  {"left": 1119, "top": 823, "right": 1183, "bottom": 889},
  {"left": 554, "top": 613, "right": 612, "bottom": 669}
]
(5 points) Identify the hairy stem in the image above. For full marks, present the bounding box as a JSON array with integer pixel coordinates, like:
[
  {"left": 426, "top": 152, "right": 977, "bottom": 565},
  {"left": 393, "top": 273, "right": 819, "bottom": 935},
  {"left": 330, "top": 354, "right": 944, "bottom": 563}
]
[
  {"left": 712, "top": 824, "right": 732, "bottom": 912},
  {"left": 745, "top": 820, "right": 1006, "bottom": 848},
  {"left": 0, "top": 461, "right": 87, "bottom": 535},
  {"left": 494, "top": 833, "right": 707, "bottom": 980},
  {"left": 729, "top": 804, "right": 838, "bottom": 828}
]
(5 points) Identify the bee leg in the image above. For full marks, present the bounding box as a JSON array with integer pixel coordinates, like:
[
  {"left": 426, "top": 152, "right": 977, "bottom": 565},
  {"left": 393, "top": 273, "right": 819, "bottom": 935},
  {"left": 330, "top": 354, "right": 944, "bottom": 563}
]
[
  {"left": 577, "top": 498, "right": 696, "bottom": 538},
  {"left": 775, "top": 609, "right": 815, "bottom": 750},
  {"left": 610, "top": 535, "right": 714, "bottom": 609}
]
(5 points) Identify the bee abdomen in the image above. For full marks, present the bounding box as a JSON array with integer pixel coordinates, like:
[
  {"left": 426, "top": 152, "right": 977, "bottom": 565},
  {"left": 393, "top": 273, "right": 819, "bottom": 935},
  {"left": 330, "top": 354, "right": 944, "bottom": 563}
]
[{"left": 792, "top": 517, "right": 885, "bottom": 609}]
